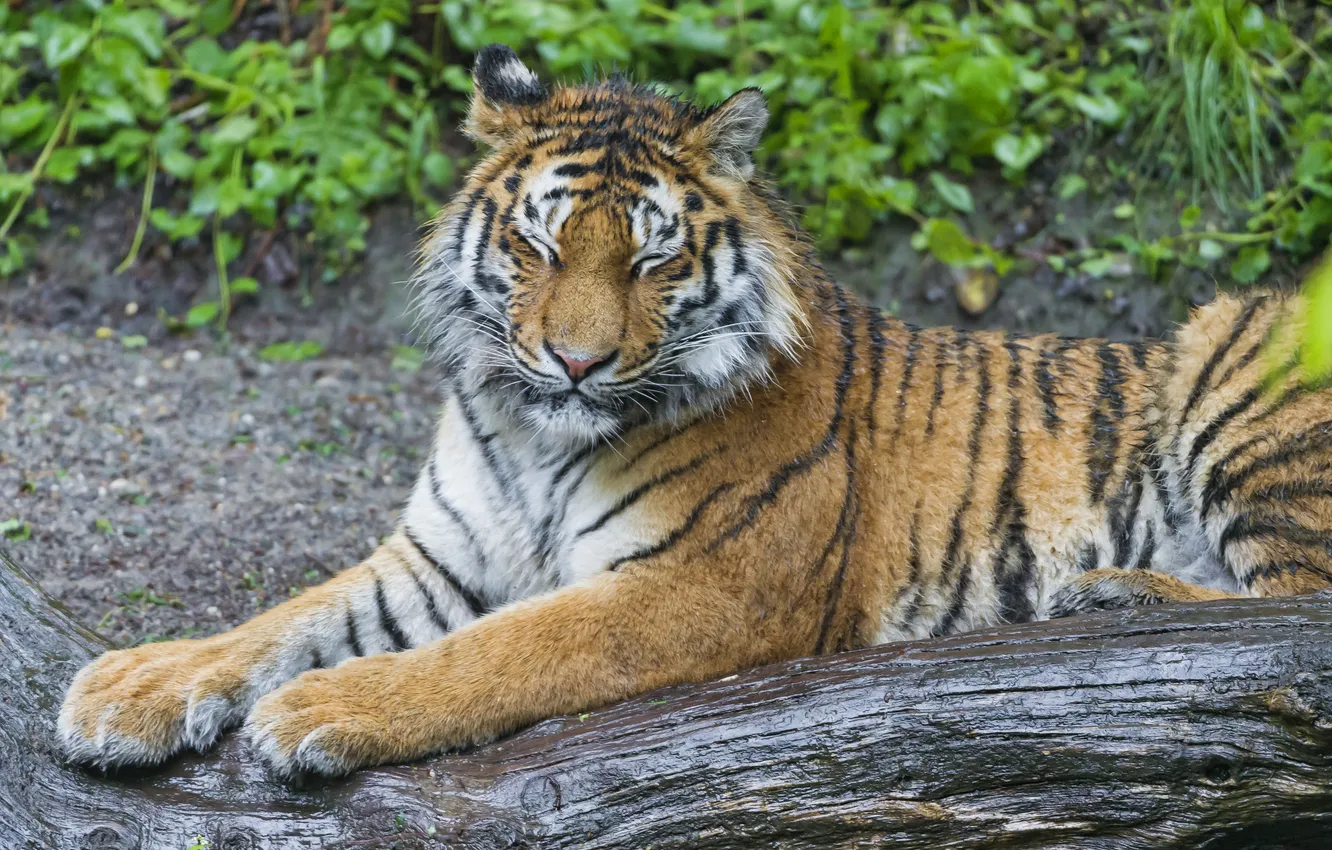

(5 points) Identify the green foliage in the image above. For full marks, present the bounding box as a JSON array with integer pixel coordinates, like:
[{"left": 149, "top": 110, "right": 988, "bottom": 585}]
[
  {"left": 2, "top": 0, "right": 1331, "bottom": 319},
  {"left": 258, "top": 340, "right": 324, "bottom": 362},
  {"left": 1, "top": 518, "right": 32, "bottom": 542}
]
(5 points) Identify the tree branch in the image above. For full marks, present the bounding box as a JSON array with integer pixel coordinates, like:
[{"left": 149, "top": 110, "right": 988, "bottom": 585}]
[{"left": 1, "top": 548, "right": 1329, "bottom": 848}]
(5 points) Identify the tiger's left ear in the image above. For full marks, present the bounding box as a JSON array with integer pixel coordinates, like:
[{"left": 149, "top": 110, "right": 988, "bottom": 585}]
[
  {"left": 466, "top": 44, "right": 547, "bottom": 147},
  {"left": 691, "top": 88, "right": 769, "bottom": 180}
]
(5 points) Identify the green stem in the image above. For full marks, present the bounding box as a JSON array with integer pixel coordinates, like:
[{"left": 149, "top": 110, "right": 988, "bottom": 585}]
[
  {"left": 114, "top": 151, "right": 157, "bottom": 274},
  {"left": 213, "top": 214, "right": 231, "bottom": 329},
  {"left": 0, "top": 96, "right": 81, "bottom": 244},
  {"left": 1172, "top": 230, "right": 1274, "bottom": 245}
]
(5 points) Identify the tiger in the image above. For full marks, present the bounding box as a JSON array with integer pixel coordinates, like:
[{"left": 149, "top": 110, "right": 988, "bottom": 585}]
[{"left": 59, "top": 44, "right": 1332, "bottom": 778}]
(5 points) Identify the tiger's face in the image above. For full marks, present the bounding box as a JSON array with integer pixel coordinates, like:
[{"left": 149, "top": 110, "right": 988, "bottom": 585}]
[{"left": 414, "top": 45, "right": 802, "bottom": 445}]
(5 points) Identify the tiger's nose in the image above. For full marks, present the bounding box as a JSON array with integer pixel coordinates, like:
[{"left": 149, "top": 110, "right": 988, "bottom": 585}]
[{"left": 549, "top": 345, "right": 614, "bottom": 381}]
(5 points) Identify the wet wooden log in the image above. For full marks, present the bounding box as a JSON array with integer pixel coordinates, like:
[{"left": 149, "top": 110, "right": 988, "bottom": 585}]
[{"left": 1, "top": 548, "right": 1330, "bottom": 849}]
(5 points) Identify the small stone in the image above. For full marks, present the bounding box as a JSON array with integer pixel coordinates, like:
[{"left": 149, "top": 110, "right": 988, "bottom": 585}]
[
  {"left": 124, "top": 302, "right": 139, "bottom": 316},
  {"left": 108, "top": 478, "right": 133, "bottom": 494},
  {"left": 205, "top": 605, "right": 221, "bottom": 618},
  {"left": 57, "top": 353, "right": 70, "bottom": 365},
  {"left": 95, "top": 327, "right": 113, "bottom": 340},
  {"left": 183, "top": 349, "right": 202, "bottom": 363},
  {"left": 240, "top": 413, "right": 256, "bottom": 428},
  {"left": 133, "top": 374, "right": 149, "bottom": 389},
  {"left": 367, "top": 536, "right": 379, "bottom": 550},
  {"left": 160, "top": 358, "right": 177, "bottom": 370}
]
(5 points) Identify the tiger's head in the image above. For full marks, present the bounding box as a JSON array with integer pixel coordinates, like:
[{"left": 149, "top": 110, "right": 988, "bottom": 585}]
[{"left": 414, "top": 45, "right": 806, "bottom": 445}]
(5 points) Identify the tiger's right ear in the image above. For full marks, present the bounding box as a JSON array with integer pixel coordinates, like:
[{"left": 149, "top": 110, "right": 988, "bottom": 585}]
[{"left": 465, "top": 45, "right": 547, "bottom": 147}]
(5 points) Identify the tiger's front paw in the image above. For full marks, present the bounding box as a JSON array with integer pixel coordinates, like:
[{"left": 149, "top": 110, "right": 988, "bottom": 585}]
[
  {"left": 58, "top": 637, "right": 263, "bottom": 769},
  {"left": 245, "top": 655, "right": 411, "bottom": 778}
]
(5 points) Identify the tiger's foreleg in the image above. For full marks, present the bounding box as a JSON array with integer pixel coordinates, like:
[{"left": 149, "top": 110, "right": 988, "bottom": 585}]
[
  {"left": 58, "top": 530, "right": 480, "bottom": 768},
  {"left": 245, "top": 566, "right": 764, "bottom": 777}
]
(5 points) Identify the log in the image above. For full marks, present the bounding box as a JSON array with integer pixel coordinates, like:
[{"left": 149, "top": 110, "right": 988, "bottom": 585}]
[{"left": 1, "top": 547, "right": 1330, "bottom": 850}]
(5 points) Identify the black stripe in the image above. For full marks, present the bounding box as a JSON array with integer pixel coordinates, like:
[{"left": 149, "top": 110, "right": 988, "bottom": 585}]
[
  {"left": 394, "top": 551, "right": 451, "bottom": 634},
  {"left": 402, "top": 529, "right": 488, "bottom": 618},
  {"left": 866, "top": 310, "right": 888, "bottom": 440},
  {"left": 310, "top": 649, "right": 325, "bottom": 670},
  {"left": 1184, "top": 386, "right": 1263, "bottom": 487},
  {"left": 610, "top": 482, "right": 738, "bottom": 571},
  {"left": 892, "top": 325, "right": 922, "bottom": 443},
  {"left": 1087, "top": 342, "right": 1127, "bottom": 504},
  {"left": 934, "top": 344, "right": 992, "bottom": 630},
  {"left": 1134, "top": 524, "right": 1157, "bottom": 570},
  {"left": 709, "top": 285, "right": 858, "bottom": 547},
  {"left": 1220, "top": 514, "right": 1332, "bottom": 563},
  {"left": 924, "top": 335, "right": 949, "bottom": 437},
  {"left": 1249, "top": 479, "right": 1332, "bottom": 504},
  {"left": 1205, "top": 418, "right": 1332, "bottom": 518},
  {"left": 472, "top": 197, "right": 501, "bottom": 292},
  {"left": 457, "top": 395, "right": 532, "bottom": 521},
  {"left": 933, "top": 560, "right": 972, "bottom": 637},
  {"left": 1109, "top": 468, "right": 1145, "bottom": 568},
  {"left": 576, "top": 446, "right": 724, "bottom": 538},
  {"left": 373, "top": 574, "right": 410, "bottom": 651},
  {"left": 1036, "top": 343, "right": 1061, "bottom": 433},
  {"left": 1130, "top": 341, "right": 1151, "bottom": 370},
  {"left": 1179, "top": 298, "right": 1265, "bottom": 427},
  {"left": 993, "top": 341, "right": 1035, "bottom": 623},
  {"left": 899, "top": 500, "right": 926, "bottom": 625},
  {"left": 815, "top": 421, "right": 860, "bottom": 654},
  {"left": 345, "top": 604, "right": 365, "bottom": 657},
  {"left": 1076, "top": 542, "right": 1100, "bottom": 572},
  {"left": 427, "top": 453, "right": 490, "bottom": 573}
]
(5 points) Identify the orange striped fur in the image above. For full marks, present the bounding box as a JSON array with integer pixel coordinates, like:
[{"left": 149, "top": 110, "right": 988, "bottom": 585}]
[{"left": 60, "top": 46, "right": 1332, "bottom": 777}]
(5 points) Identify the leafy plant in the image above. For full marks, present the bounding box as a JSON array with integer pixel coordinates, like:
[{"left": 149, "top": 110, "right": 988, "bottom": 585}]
[
  {"left": 1, "top": 518, "right": 32, "bottom": 541},
  {"left": 2, "top": 0, "right": 1331, "bottom": 320}
]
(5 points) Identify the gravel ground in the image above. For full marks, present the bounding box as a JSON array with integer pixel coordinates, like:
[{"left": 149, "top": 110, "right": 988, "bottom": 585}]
[{"left": 0, "top": 325, "right": 440, "bottom": 645}]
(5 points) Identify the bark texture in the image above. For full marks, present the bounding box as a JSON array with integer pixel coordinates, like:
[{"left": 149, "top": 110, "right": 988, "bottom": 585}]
[{"left": 1, "top": 548, "right": 1330, "bottom": 849}]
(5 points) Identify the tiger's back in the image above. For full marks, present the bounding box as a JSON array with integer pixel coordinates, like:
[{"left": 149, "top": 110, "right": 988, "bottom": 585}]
[{"left": 57, "top": 46, "right": 1332, "bottom": 778}]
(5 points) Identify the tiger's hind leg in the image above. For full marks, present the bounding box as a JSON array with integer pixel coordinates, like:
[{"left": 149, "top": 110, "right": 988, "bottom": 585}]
[
  {"left": 1049, "top": 568, "right": 1236, "bottom": 618},
  {"left": 1168, "top": 291, "right": 1332, "bottom": 600}
]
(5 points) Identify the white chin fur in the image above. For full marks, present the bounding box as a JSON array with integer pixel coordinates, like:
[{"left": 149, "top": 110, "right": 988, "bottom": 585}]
[{"left": 518, "top": 395, "right": 620, "bottom": 445}]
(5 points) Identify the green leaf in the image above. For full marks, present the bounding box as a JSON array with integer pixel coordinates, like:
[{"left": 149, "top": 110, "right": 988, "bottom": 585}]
[
  {"left": 211, "top": 115, "right": 259, "bottom": 147},
  {"left": 42, "top": 22, "right": 92, "bottom": 68},
  {"left": 183, "top": 37, "right": 227, "bottom": 76},
  {"left": 185, "top": 302, "right": 219, "bottom": 327},
  {"left": 1113, "top": 203, "right": 1135, "bottom": 220},
  {"left": 0, "top": 97, "right": 52, "bottom": 141},
  {"left": 121, "top": 334, "right": 148, "bottom": 349},
  {"left": 879, "top": 176, "right": 918, "bottom": 216},
  {"left": 1079, "top": 255, "right": 1115, "bottom": 278},
  {"left": 230, "top": 276, "right": 259, "bottom": 295},
  {"left": 0, "top": 518, "right": 31, "bottom": 542},
  {"left": 1230, "top": 245, "right": 1271, "bottom": 284},
  {"left": 422, "top": 152, "right": 454, "bottom": 187},
  {"left": 1197, "top": 239, "right": 1224, "bottom": 262},
  {"left": 1300, "top": 257, "right": 1332, "bottom": 383},
  {"left": 150, "top": 209, "right": 205, "bottom": 240},
  {"left": 159, "top": 149, "right": 195, "bottom": 179},
  {"left": 1056, "top": 175, "right": 1088, "bottom": 200},
  {"left": 360, "top": 20, "right": 396, "bottom": 60},
  {"left": 1073, "top": 93, "right": 1124, "bottom": 125},
  {"left": 103, "top": 8, "right": 165, "bottom": 59},
  {"left": 45, "top": 147, "right": 93, "bottom": 183},
  {"left": 929, "top": 173, "right": 974, "bottom": 215},
  {"left": 921, "top": 218, "right": 980, "bottom": 267},
  {"left": 1178, "top": 205, "right": 1202, "bottom": 230},
  {"left": 259, "top": 341, "right": 324, "bottom": 362},
  {"left": 992, "top": 133, "right": 1043, "bottom": 171}
]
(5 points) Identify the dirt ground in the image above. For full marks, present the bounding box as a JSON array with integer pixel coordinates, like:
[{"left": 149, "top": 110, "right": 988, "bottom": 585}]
[{"left": 0, "top": 177, "right": 1230, "bottom": 645}]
